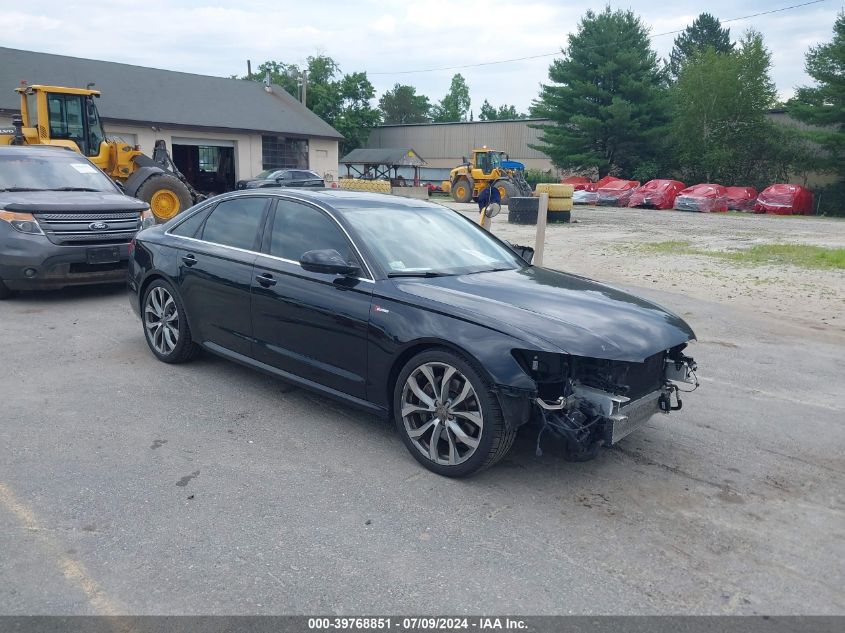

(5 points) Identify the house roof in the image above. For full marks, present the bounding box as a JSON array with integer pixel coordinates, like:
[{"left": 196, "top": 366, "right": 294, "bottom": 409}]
[
  {"left": 340, "top": 148, "right": 426, "bottom": 166},
  {"left": 0, "top": 47, "right": 342, "bottom": 140}
]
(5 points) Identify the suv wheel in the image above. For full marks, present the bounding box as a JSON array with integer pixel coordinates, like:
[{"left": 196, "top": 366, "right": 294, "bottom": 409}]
[
  {"left": 0, "top": 279, "right": 15, "bottom": 300},
  {"left": 142, "top": 280, "right": 200, "bottom": 363},
  {"left": 394, "top": 349, "right": 516, "bottom": 477}
]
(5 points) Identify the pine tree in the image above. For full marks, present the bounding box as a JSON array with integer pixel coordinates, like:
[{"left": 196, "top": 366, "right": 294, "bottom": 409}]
[
  {"left": 669, "top": 13, "right": 733, "bottom": 79},
  {"left": 789, "top": 12, "right": 845, "bottom": 178},
  {"left": 531, "top": 7, "right": 668, "bottom": 177},
  {"left": 431, "top": 74, "right": 471, "bottom": 122}
]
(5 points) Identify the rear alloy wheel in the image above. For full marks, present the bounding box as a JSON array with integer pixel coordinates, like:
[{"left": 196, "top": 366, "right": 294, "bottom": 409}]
[
  {"left": 394, "top": 350, "right": 515, "bottom": 477},
  {"left": 142, "top": 280, "right": 199, "bottom": 363}
]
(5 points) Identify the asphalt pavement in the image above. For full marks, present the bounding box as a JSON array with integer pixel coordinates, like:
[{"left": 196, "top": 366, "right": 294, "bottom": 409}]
[{"left": 1, "top": 271, "right": 843, "bottom": 614}]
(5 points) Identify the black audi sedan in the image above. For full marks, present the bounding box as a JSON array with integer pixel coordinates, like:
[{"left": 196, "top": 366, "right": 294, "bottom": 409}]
[{"left": 128, "top": 190, "right": 698, "bottom": 477}]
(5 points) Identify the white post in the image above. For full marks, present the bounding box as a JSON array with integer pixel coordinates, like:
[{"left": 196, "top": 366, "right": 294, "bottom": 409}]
[{"left": 534, "top": 193, "right": 548, "bottom": 266}]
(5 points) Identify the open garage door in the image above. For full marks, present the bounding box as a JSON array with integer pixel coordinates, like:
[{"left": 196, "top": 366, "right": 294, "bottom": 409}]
[{"left": 171, "top": 137, "right": 236, "bottom": 195}]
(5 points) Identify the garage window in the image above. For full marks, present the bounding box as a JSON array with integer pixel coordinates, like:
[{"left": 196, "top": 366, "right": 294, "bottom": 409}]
[{"left": 262, "top": 136, "right": 308, "bottom": 170}]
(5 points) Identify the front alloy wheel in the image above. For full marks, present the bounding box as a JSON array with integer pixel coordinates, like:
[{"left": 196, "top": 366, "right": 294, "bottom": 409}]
[
  {"left": 394, "top": 350, "right": 516, "bottom": 477},
  {"left": 401, "top": 361, "right": 484, "bottom": 466}
]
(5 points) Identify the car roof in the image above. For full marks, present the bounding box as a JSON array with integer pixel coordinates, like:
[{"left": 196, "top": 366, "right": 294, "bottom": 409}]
[
  {"left": 0, "top": 145, "right": 85, "bottom": 158},
  {"left": 229, "top": 188, "right": 449, "bottom": 212}
]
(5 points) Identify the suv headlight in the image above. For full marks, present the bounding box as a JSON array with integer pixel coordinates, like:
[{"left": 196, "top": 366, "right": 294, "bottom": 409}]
[
  {"left": 140, "top": 209, "right": 155, "bottom": 229},
  {"left": 0, "top": 210, "right": 44, "bottom": 235}
]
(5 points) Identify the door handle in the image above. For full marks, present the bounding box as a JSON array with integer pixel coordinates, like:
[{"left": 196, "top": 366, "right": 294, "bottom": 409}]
[
  {"left": 182, "top": 254, "right": 197, "bottom": 267},
  {"left": 256, "top": 273, "right": 277, "bottom": 287}
]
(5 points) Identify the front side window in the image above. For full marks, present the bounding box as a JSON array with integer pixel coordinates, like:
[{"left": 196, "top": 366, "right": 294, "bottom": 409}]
[
  {"left": 47, "top": 94, "right": 88, "bottom": 155},
  {"left": 269, "top": 200, "right": 352, "bottom": 264},
  {"left": 200, "top": 197, "right": 268, "bottom": 251}
]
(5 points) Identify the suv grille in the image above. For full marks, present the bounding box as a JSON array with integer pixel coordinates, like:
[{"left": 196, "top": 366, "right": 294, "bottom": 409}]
[{"left": 34, "top": 211, "right": 141, "bottom": 246}]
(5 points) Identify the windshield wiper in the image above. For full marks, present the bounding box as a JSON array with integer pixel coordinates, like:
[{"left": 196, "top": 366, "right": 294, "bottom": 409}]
[
  {"left": 0, "top": 187, "right": 47, "bottom": 192},
  {"left": 48, "top": 187, "right": 101, "bottom": 192},
  {"left": 387, "top": 271, "right": 450, "bottom": 278}
]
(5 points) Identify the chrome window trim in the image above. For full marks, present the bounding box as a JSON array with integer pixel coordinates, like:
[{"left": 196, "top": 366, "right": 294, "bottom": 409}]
[
  {"left": 164, "top": 192, "right": 375, "bottom": 281},
  {"left": 167, "top": 231, "right": 375, "bottom": 285}
]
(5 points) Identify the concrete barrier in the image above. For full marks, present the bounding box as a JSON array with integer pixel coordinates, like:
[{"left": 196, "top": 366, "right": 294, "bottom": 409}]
[{"left": 391, "top": 186, "right": 429, "bottom": 200}]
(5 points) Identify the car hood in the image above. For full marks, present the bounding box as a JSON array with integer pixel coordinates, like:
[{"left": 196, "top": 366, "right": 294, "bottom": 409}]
[
  {"left": 0, "top": 190, "right": 148, "bottom": 213},
  {"left": 393, "top": 267, "right": 696, "bottom": 362}
]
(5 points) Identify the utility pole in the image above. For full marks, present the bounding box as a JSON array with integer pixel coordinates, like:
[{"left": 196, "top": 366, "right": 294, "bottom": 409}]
[
  {"left": 247, "top": 59, "right": 252, "bottom": 77},
  {"left": 301, "top": 70, "right": 307, "bottom": 106}
]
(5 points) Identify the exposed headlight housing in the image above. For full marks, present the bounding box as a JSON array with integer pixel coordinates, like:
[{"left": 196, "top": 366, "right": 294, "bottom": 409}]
[
  {"left": 0, "top": 210, "right": 44, "bottom": 235},
  {"left": 140, "top": 209, "right": 155, "bottom": 229}
]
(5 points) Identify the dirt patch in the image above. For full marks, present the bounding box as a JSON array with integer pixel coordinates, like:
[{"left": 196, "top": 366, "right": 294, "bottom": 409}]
[{"left": 442, "top": 202, "right": 845, "bottom": 334}]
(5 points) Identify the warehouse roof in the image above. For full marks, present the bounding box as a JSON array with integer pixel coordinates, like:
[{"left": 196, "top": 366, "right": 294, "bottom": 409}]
[
  {"left": 340, "top": 148, "right": 426, "bottom": 166},
  {"left": 0, "top": 47, "right": 342, "bottom": 139}
]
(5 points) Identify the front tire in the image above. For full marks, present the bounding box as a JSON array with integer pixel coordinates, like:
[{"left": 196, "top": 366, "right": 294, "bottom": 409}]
[
  {"left": 142, "top": 279, "right": 200, "bottom": 363},
  {"left": 0, "top": 279, "right": 15, "bottom": 300},
  {"left": 137, "top": 174, "right": 193, "bottom": 222},
  {"left": 451, "top": 179, "right": 473, "bottom": 203},
  {"left": 393, "top": 349, "right": 516, "bottom": 477}
]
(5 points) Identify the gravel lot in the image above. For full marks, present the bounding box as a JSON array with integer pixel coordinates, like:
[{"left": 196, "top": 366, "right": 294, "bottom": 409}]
[{"left": 1, "top": 204, "right": 843, "bottom": 615}]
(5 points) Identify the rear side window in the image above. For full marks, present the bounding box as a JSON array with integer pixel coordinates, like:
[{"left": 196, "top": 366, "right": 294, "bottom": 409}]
[
  {"left": 201, "top": 197, "right": 268, "bottom": 251},
  {"left": 170, "top": 208, "right": 210, "bottom": 238},
  {"left": 269, "top": 200, "right": 352, "bottom": 263}
]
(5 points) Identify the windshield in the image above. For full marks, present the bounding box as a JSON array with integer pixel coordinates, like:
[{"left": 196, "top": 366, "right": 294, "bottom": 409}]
[
  {"left": 342, "top": 205, "right": 524, "bottom": 276},
  {"left": 0, "top": 153, "right": 119, "bottom": 192},
  {"left": 255, "top": 169, "right": 278, "bottom": 179}
]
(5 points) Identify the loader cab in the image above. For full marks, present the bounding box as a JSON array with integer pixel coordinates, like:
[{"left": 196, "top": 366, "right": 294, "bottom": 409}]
[
  {"left": 15, "top": 86, "right": 107, "bottom": 158},
  {"left": 45, "top": 92, "right": 105, "bottom": 157},
  {"left": 473, "top": 149, "right": 502, "bottom": 176}
]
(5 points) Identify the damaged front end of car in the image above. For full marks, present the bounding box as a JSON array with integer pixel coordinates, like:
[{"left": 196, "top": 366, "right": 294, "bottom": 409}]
[{"left": 511, "top": 345, "right": 698, "bottom": 460}]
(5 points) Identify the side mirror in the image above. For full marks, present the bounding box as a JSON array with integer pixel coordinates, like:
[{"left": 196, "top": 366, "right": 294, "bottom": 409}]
[
  {"left": 484, "top": 202, "right": 502, "bottom": 218},
  {"left": 300, "top": 249, "right": 359, "bottom": 276}
]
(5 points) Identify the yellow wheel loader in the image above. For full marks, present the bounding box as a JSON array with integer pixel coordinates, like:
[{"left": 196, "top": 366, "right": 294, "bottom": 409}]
[
  {"left": 0, "top": 84, "right": 201, "bottom": 221},
  {"left": 448, "top": 147, "right": 533, "bottom": 205}
]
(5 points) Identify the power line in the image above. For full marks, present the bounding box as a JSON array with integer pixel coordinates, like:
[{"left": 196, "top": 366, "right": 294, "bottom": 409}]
[{"left": 368, "top": 0, "right": 829, "bottom": 75}]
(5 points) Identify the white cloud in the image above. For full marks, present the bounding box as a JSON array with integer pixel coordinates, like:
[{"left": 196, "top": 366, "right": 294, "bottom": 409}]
[{"left": 4, "top": 0, "right": 840, "bottom": 110}]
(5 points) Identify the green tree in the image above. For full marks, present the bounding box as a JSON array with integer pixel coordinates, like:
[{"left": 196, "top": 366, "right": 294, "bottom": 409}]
[
  {"left": 478, "top": 100, "right": 524, "bottom": 120},
  {"left": 244, "top": 56, "right": 381, "bottom": 154},
  {"left": 333, "top": 71, "right": 382, "bottom": 154},
  {"left": 669, "top": 13, "right": 734, "bottom": 79},
  {"left": 670, "top": 30, "right": 789, "bottom": 187},
  {"left": 431, "top": 74, "right": 471, "bottom": 122},
  {"left": 531, "top": 7, "right": 668, "bottom": 177},
  {"left": 379, "top": 84, "right": 431, "bottom": 124},
  {"left": 789, "top": 12, "right": 845, "bottom": 178}
]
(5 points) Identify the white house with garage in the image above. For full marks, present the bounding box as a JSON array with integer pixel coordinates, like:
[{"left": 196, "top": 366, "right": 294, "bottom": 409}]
[{"left": 0, "top": 46, "right": 342, "bottom": 193}]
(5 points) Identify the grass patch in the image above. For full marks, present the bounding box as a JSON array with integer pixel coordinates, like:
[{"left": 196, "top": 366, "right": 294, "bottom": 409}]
[{"left": 636, "top": 241, "right": 845, "bottom": 270}]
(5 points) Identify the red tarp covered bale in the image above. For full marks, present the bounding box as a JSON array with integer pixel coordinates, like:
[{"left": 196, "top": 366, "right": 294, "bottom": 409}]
[
  {"left": 562, "top": 176, "right": 593, "bottom": 191},
  {"left": 596, "top": 179, "right": 640, "bottom": 206},
  {"left": 674, "top": 184, "right": 729, "bottom": 212},
  {"left": 754, "top": 184, "right": 814, "bottom": 215},
  {"left": 724, "top": 186, "right": 758, "bottom": 211},
  {"left": 628, "top": 179, "right": 686, "bottom": 210}
]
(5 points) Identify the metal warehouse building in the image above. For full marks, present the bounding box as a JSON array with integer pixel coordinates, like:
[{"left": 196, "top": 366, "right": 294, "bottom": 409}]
[
  {"left": 0, "top": 47, "right": 342, "bottom": 192},
  {"left": 365, "top": 119, "right": 555, "bottom": 181}
]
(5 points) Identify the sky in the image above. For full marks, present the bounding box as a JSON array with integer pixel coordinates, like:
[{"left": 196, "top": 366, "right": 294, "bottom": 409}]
[{"left": 4, "top": 0, "right": 842, "bottom": 114}]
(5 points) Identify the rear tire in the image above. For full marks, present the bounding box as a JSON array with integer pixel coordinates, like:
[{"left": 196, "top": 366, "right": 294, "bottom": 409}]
[
  {"left": 495, "top": 180, "right": 517, "bottom": 204},
  {"left": 394, "top": 349, "right": 515, "bottom": 477},
  {"left": 137, "top": 174, "right": 193, "bottom": 222},
  {"left": 0, "top": 279, "right": 15, "bottom": 300},
  {"left": 142, "top": 279, "right": 200, "bottom": 363}
]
